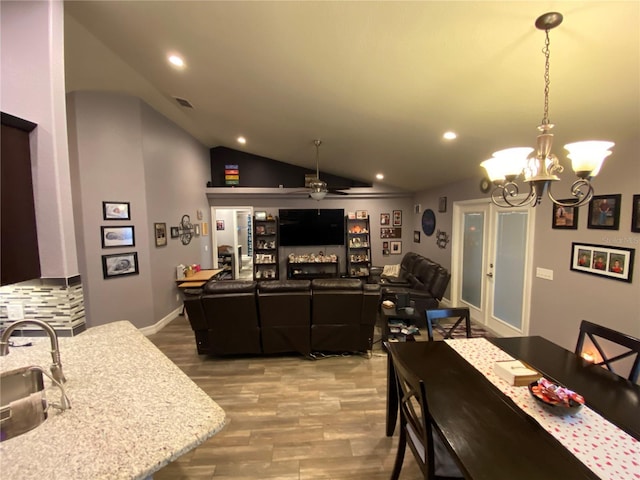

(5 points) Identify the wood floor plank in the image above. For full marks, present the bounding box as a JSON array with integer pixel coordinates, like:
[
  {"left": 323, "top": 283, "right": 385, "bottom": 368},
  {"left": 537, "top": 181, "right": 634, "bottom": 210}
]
[{"left": 149, "top": 314, "right": 426, "bottom": 479}]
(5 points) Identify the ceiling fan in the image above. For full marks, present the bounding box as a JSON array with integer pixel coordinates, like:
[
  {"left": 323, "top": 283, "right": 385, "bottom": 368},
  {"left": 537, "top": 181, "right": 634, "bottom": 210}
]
[{"left": 299, "top": 140, "right": 348, "bottom": 200}]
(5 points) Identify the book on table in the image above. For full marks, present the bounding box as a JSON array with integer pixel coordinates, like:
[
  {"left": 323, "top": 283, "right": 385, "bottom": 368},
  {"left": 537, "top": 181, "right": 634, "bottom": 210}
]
[{"left": 493, "top": 360, "right": 541, "bottom": 386}]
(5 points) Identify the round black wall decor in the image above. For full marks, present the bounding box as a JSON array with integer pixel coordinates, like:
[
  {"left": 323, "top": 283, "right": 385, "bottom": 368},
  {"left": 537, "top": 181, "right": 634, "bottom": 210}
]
[{"left": 421, "top": 209, "right": 436, "bottom": 236}]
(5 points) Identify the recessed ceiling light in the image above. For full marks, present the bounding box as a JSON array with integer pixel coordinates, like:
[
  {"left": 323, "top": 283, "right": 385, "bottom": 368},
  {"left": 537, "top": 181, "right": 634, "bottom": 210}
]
[
  {"left": 168, "top": 55, "right": 185, "bottom": 68},
  {"left": 237, "top": 136, "right": 246, "bottom": 145},
  {"left": 443, "top": 131, "right": 457, "bottom": 140},
  {"left": 376, "top": 173, "right": 384, "bottom": 180}
]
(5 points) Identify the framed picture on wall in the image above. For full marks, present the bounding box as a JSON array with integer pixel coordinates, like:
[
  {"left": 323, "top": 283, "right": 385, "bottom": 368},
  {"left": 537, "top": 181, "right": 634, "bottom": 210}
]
[
  {"left": 552, "top": 201, "right": 579, "bottom": 229},
  {"left": 390, "top": 240, "right": 402, "bottom": 255},
  {"left": 393, "top": 210, "right": 402, "bottom": 226},
  {"left": 587, "top": 194, "right": 621, "bottom": 230},
  {"left": 380, "top": 213, "right": 390, "bottom": 225},
  {"left": 101, "top": 226, "right": 135, "bottom": 248},
  {"left": 632, "top": 194, "right": 640, "bottom": 233},
  {"left": 570, "top": 242, "right": 634, "bottom": 283},
  {"left": 216, "top": 220, "right": 225, "bottom": 230},
  {"left": 103, "top": 201, "right": 130, "bottom": 220},
  {"left": 154, "top": 223, "right": 167, "bottom": 247},
  {"left": 170, "top": 226, "right": 180, "bottom": 238},
  {"left": 102, "top": 252, "right": 139, "bottom": 279},
  {"left": 414, "top": 230, "right": 421, "bottom": 243},
  {"left": 194, "top": 224, "right": 200, "bottom": 236}
]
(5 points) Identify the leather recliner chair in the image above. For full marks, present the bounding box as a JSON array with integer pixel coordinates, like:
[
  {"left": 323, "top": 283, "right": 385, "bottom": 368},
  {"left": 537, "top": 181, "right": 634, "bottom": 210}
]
[
  {"left": 201, "top": 280, "right": 262, "bottom": 355},
  {"left": 311, "top": 279, "right": 369, "bottom": 353},
  {"left": 258, "top": 279, "right": 312, "bottom": 356}
]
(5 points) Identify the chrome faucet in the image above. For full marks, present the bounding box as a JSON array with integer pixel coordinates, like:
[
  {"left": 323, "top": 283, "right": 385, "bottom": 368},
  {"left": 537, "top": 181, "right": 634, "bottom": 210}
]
[{"left": 0, "top": 319, "right": 67, "bottom": 384}]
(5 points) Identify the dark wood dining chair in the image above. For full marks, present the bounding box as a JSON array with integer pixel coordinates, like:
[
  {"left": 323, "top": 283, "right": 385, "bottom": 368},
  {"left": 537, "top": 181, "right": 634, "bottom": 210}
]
[
  {"left": 575, "top": 320, "right": 640, "bottom": 383},
  {"left": 388, "top": 347, "right": 464, "bottom": 480},
  {"left": 425, "top": 308, "right": 471, "bottom": 341}
]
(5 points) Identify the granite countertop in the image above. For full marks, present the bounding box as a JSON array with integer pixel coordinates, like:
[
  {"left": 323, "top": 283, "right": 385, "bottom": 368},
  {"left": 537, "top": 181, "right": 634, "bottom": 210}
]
[{"left": 0, "top": 320, "right": 226, "bottom": 479}]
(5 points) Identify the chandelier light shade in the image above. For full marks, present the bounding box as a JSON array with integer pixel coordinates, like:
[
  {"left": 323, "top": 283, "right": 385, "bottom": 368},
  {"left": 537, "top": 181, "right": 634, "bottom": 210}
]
[
  {"left": 481, "top": 12, "right": 614, "bottom": 208},
  {"left": 309, "top": 190, "right": 327, "bottom": 201}
]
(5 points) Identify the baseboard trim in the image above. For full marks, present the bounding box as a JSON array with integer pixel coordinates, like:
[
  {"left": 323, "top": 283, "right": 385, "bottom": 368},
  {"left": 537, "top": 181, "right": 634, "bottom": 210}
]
[{"left": 140, "top": 307, "right": 182, "bottom": 336}]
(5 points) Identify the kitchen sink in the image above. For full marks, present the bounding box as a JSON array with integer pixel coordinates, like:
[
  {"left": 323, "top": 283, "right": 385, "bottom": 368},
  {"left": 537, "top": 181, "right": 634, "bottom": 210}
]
[{"left": 0, "top": 366, "right": 47, "bottom": 442}]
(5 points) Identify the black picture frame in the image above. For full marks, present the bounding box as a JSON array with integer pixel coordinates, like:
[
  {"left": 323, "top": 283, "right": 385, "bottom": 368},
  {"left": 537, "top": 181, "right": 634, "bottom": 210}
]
[
  {"left": 101, "top": 226, "right": 135, "bottom": 248},
  {"left": 380, "top": 227, "right": 402, "bottom": 239},
  {"left": 587, "top": 194, "right": 621, "bottom": 230},
  {"left": 570, "top": 242, "right": 634, "bottom": 283},
  {"left": 170, "top": 227, "right": 180, "bottom": 238},
  {"left": 438, "top": 196, "right": 447, "bottom": 213},
  {"left": 414, "top": 230, "right": 421, "bottom": 243},
  {"left": 102, "top": 252, "right": 139, "bottom": 279},
  {"left": 551, "top": 201, "right": 579, "bottom": 230},
  {"left": 632, "top": 194, "right": 640, "bottom": 233},
  {"left": 102, "top": 201, "right": 130, "bottom": 220}
]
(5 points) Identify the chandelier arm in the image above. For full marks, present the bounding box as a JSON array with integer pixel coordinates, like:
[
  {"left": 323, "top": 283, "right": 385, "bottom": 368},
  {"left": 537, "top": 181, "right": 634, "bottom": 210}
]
[
  {"left": 489, "top": 183, "right": 536, "bottom": 208},
  {"left": 547, "top": 179, "right": 594, "bottom": 208}
]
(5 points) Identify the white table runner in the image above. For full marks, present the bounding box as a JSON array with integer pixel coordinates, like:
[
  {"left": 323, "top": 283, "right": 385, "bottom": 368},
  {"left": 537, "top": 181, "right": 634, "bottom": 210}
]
[{"left": 445, "top": 338, "right": 640, "bottom": 480}]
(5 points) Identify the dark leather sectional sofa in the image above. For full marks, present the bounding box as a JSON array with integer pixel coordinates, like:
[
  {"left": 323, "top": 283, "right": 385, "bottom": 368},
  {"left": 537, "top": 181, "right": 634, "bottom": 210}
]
[
  {"left": 183, "top": 278, "right": 380, "bottom": 357},
  {"left": 370, "top": 252, "right": 450, "bottom": 315}
]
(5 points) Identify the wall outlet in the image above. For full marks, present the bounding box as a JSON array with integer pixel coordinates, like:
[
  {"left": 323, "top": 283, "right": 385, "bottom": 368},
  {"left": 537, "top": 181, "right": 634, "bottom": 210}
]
[
  {"left": 7, "top": 303, "right": 25, "bottom": 320},
  {"left": 536, "top": 267, "right": 554, "bottom": 281}
]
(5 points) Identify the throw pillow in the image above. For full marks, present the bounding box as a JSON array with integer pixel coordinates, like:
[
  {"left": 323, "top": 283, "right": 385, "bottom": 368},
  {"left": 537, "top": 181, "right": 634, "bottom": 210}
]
[{"left": 382, "top": 264, "right": 401, "bottom": 278}]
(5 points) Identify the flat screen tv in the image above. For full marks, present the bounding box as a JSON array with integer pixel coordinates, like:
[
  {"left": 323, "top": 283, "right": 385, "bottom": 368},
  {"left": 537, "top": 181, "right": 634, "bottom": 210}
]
[{"left": 278, "top": 209, "right": 345, "bottom": 246}]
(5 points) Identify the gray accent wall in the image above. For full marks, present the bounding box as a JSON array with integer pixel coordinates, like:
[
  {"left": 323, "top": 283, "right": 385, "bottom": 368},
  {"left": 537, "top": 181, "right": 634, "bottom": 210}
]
[
  {"left": 67, "top": 92, "right": 211, "bottom": 329},
  {"left": 414, "top": 140, "right": 640, "bottom": 353}
]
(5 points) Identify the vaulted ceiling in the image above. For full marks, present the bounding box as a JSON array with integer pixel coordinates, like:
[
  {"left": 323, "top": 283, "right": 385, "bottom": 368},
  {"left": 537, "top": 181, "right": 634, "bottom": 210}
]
[{"left": 64, "top": 1, "right": 639, "bottom": 192}]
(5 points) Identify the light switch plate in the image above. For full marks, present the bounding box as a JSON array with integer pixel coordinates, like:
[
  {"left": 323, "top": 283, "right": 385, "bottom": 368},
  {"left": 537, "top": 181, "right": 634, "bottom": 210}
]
[
  {"left": 7, "top": 303, "right": 25, "bottom": 320},
  {"left": 536, "top": 267, "right": 554, "bottom": 280}
]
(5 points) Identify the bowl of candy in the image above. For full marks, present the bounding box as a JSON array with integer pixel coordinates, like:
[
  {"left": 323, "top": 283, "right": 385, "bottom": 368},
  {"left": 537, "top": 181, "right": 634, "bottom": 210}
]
[{"left": 528, "top": 378, "right": 585, "bottom": 416}]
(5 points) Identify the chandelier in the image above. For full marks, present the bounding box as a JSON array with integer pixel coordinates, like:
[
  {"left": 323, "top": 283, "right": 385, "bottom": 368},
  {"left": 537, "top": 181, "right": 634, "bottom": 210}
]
[{"left": 481, "top": 12, "right": 614, "bottom": 208}]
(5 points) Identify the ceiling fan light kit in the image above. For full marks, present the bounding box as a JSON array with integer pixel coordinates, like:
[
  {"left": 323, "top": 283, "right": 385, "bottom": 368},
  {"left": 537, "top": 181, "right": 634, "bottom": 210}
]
[
  {"left": 309, "top": 139, "right": 328, "bottom": 201},
  {"left": 481, "top": 12, "right": 614, "bottom": 208}
]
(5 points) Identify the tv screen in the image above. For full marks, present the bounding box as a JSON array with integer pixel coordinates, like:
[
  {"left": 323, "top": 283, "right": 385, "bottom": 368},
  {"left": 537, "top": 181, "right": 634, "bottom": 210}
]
[{"left": 278, "top": 209, "right": 345, "bottom": 246}]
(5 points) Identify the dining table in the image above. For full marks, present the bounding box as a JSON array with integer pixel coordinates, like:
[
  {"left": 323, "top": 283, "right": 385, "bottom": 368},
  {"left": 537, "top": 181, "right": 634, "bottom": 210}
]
[{"left": 385, "top": 337, "right": 640, "bottom": 480}]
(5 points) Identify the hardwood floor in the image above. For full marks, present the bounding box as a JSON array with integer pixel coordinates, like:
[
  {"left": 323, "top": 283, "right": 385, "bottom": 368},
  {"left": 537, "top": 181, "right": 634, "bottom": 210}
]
[{"left": 148, "top": 314, "right": 425, "bottom": 479}]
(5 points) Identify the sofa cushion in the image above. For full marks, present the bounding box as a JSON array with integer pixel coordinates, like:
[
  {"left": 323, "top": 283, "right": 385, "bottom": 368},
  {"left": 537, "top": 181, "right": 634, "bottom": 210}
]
[
  {"left": 204, "top": 280, "right": 256, "bottom": 294},
  {"left": 311, "top": 278, "right": 363, "bottom": 291},
  {"left": 258, "top": 279, "right": 311, "bottom": 293}
]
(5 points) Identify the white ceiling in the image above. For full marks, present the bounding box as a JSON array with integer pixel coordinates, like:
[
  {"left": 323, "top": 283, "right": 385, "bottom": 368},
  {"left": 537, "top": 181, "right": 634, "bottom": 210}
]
[{"left": 63, "top": 1, "right": 639, "bottom": 192}]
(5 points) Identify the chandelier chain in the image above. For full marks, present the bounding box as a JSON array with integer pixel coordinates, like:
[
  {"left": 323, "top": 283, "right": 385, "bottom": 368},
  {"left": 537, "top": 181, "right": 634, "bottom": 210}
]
[{"left": 541, "top": 28, "right": 551, "bottom": 126}]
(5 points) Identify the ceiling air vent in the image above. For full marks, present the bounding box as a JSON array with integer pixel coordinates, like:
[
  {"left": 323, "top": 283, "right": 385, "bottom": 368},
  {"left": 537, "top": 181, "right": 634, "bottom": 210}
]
[{"left": 173, "top": 97, "right": 194, "bottom": 109}]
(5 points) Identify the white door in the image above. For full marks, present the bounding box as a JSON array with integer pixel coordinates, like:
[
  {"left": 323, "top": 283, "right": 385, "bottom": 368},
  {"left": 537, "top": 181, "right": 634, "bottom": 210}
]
[{"left": 451, "top": 200, "right": 535, "bottom": 336}]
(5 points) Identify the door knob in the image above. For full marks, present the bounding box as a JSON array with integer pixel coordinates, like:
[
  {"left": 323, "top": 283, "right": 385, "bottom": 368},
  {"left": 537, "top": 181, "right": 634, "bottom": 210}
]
[{"left": 486, "top": 272, "right": 494, "bottom": 278}]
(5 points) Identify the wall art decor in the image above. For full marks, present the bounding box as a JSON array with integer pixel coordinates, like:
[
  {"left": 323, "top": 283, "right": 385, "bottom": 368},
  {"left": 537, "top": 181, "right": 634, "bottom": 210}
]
[
  {"left": 414, "top": 230, "right": 421, "bottom": 243},
  {"left": 102, "top": 201, "right": 130, "bottom": 220},
  {"left": 170, "top": 227, "right": 179, "bottom": 238},
  {"left": 570, "top": 242, "right": 634, "bottom": 283},
  {"left": 393, "top": 210, "right": 402, "bottom": 226},
  {"left": 421, "top": 209, "right": 436, "bottom": 236},
  {"left": 216, "top": 220, "right": 225, "bottom": 230},
  {"left": 631, "top": 194, "right": 640, "bottom": 233},
  {"left": 102, "top": 252, "right": 139, "bottom": 279},
  {"left": 180, "top": 214, "right": 193, "bottom": 245},
  {"left": 201, "top": 222, "right": 209, "bottom": 236},
  {"left": 101, "top": 226, "right": 135, "bottom": 248},
  {"left": 390, "top": 240, "right": 402, "bottom": 255},
  {"left": 194, "top": 224, "right": 200, "bottom": 236},
  {"left": 414, "top": 204, "right": 422, "bottom": 214},
  {"left": 436, "top": 230, "right": 450, "bottom": 249},
  {"left": 552, "top": 201, "right": 579, "bottom": 229},
  {"left": 356, "top": 210, "right": 368, "bottom": 219},
  {"left": 438, "top": 196, "right": 447, "bottom": 213},
  {"left": 380, "top": 227, "right": 402, "bottom": 239},
  {"left": 255, "top": 211, "right": 267, "bottom": 221},
  {"left": 154, "top": 223, "right": 167, "bottom": 247},
  {"left": 380, "top": 213, "right": 390, "bottom": 225},
  {"left": 587, "top": 194, "right": 621, "bottom": 230}
]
